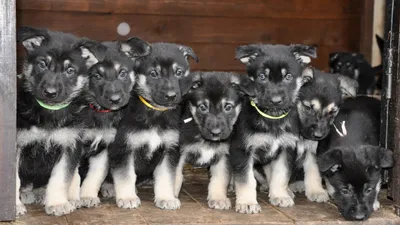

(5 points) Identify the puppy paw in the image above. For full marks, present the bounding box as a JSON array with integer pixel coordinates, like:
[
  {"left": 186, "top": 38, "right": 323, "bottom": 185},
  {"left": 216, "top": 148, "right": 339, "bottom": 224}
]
[
  {"left": 100, "top": 183, "right": 115, "bottom": 198},
  {"left": 33, "top": 188, "right": 46, "bottom": 205},
  {"left": 269, "top": 195, "right": 294, "bottom": 207},
  {"left": 155, "top": 198, "right": 181, "bottom": 210},
  {"left": 20, "top": 191, "right": 36, "bottom": 205},
  {"left": 373, "top": 200, "right": 381, "bottom": 211},
  {"left": 69, "top": 199, "right": 82, "bottom": 209},
  {"left": 116, "top": 198, "right": 141, "bottom": 209},
  {"left": 306, "top": 189, "right": 329, "bottom": 203},
  {"left": 16, "top": 203, "right": 27, "bottom": 216},
  {"left": 45, "top": 202, "right": 75, "bottom": 216},
  {"left": 208, "top": 198, "right": 231, "bottom": 210},
  {"left": 80, "top": 197, "right": 100, "bottom": 208},
  {"left": 287, "top": 188, "right": 295, "bottom": 199},
  {"left": 235, "top": 203, "right": 261, "bottom": 214},
  {"left": 289, "top": 181, "right": 305, "bottom": 193}
]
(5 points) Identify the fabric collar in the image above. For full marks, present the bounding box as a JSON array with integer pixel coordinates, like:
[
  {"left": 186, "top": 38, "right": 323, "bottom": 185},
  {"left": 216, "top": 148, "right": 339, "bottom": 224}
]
[
  {"left": 139, "top": 96, "right": 168, "bottom": 111},
  {"left": 250, "top": 100, "right": 289, "bottom": 120},
  {"left": 36, "top": 99, "right": 70, "bottom": 111}
]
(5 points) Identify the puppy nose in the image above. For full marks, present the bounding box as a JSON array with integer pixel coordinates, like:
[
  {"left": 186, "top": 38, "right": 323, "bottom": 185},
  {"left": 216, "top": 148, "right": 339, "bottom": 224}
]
[
  {"left": 210, "top": 128, "right": 222, "bottom": 136},
  {"left": 165, "top": 92, "right": 177, "bottom": 101},
  {"left": 270, "top": 96, "right": 283, "bottom": 105},
  {"left": 110, "top": 94, "right": 122, "bottom": 104},
  {"left": 43, "top": 87, "right": 57, "bottom": 99}
]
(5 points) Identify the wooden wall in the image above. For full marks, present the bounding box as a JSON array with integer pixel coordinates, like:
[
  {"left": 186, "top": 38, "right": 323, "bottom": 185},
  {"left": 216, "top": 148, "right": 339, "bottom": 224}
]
[{"left": 16, "top": 0, "right": 363, "bottom": 73}]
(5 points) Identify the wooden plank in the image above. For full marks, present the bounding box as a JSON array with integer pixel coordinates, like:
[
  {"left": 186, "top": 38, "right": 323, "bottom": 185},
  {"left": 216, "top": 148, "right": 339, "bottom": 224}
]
[
  {"left": 16, "top": 10, "right": 360, "bottom": 47},
  {"left": 359, "top": 0, "right": 374, "bottom": 63},
  {"left": 16, "top": 0, "right": 362, "bottom": 19},
  {"left": 0, "top": 0, "right": 17, "bottom": 221}
]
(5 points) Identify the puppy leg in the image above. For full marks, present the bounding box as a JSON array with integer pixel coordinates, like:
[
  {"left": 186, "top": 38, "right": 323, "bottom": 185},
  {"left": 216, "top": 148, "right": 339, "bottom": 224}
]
[
  {"left": 269, "top": 150, "right": 294, "bottom": 207},
  {"left": 208, "top": 155, "right": 231, "bottom": 210},
  {"left": 45, "top": 152, "right": 75, "bottom": 216},
  {"left": 234, "top": 157, "right": 260, "bottom": 214},
  {"left": 373, "top": 179, "right": 382, "bottom": 211},
  {"left": 33, "top": 186, "right": 46, "bottom": 205},
  {"left": 100, "top": 182, "right": 115, "bottom": 198},
  {"left": 303, "top": 150, "right": 329, "bottom": 202},
  {"left": 80, "top": 150, "right": 108, "bottom": 207},
  {"left": 20, "top": 183, "right": 35, "bottom": 205},
  {"left": 16, "top": 152, "right": 27, "bottom": 216},
  {"left": 154, "top": 153, "right": 181, "bottom": 210},
  {"left": 112, "top": 152, "right": 140, "bottom": 209},
  {"left": 174, "top": 154, "right": 186, "bottom": 197},
  {"left": 227, "top": 176, "right": 235, "bottom": 193},
  {"left": 68, "top": 166, "right": 81, "bottom": 208}
]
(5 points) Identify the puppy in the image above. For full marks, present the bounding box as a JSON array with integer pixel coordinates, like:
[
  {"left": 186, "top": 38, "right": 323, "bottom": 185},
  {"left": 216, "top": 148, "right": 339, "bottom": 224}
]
[
  {"left": 108, "top": 43, "right": 198, "bottom": 210},
  {"left": 77, "top": 37, "right": 151, "bottom": 208},
  {"left": 318, "top": 96, "right": 393, "bottom": 221},
  {"left": 175, "top": 71, "right": 255, "bottom": 210},
  {"left": 16, "top": 27, "right": 91, "bottom": 216},
  {"left": 329, "top": 52, "right": 375, "bottom": 95},
  {"left": 231, "top": 44, "right": 316, "bottom": 213}
]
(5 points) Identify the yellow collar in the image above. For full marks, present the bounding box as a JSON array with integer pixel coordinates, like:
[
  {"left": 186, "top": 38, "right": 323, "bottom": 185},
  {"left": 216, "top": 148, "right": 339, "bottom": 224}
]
[
  {"left": 250, "top": 100, "right": 289, "bottom": 120},
  {"left": 139, "top": 96, "right": 168, "bottom": 111}
]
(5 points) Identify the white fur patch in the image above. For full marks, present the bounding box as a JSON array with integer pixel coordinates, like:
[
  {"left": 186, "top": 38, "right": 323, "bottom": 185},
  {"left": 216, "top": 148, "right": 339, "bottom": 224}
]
[
  {"left": 154, "top": 155, "right": 181, "bottom": 209},
  {"left": 46, "top": 128, "right": 80, "bottom": 149},
  {"left": 268, "top": 151, "right": 294, "bottom": 207},
  {"left": 81, "top": 47, "right": 99, "bottom": 68},
  {"left": 82, "top": 129, "right": 117, "bottom": 151},
  {"left": 207, "top": 155, "right": 230, "bottom": 209},
  {"left": 235, "top": 157, "right": 258, "bottom": 205},
  {"left": 182, "top": 142, "right": 229, "bottom": 165},
  {"left": 45, "top": 153, "right": 70, "bottom": 206},
  {"left": 22, "top": 36, "right": 45, "bottom": 52},
  {"left": 245, "top": 132, "right": 298, "bottom": 159},
  {"left": 311, "top": 99, "right": 321, "bottom": 112},
  {"left": 80, "top": 150, "right": 109, "bottom": 199},
  {"left": 114, "top": 63, "right": 121, "bottom": 71},
  {"left": 113, "top": 152, "right": 137, "bottom": 200},
  {"left": 120, "top": 43, "right": 131, "bottom": 53}
]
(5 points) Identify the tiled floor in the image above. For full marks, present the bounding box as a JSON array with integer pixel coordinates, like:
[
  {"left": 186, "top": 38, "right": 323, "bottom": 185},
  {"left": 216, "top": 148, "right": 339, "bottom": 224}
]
[{"left": 2, "top": 167, "right": 400, "bottom": 225}]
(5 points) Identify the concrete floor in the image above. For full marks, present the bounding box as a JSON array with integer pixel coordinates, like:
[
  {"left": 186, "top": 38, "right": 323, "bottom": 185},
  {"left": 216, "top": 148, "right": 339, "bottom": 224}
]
[{"left": 2, "top": 167, "right": 400, "bottom": 225}]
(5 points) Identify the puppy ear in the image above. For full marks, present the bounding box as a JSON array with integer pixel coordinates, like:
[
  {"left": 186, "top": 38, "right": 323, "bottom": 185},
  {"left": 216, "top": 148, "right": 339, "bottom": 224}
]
[
  {"left": 118, "top": 37, "right": 151, "bottom": 59},
  {"left": 329, "top": 52, "right": 341, "bottom": 63},
  {"left": 337, "top": 75, "right": 358, "bottom": 98},
  {"left": 361, "top": 145, "right": 394, "bottom": 169},
  {"left": 77, "top": 39, "right": 107, "bottom": 68},
  {"left": 179, "top": 45, "right": 199, "bottom": 62},
  {"left": 375, "top": 34, "right": 385, "bottom": 55},
  {"left": 18, "top": 26, "right": 48, "bottom": 52},
  {"left": 235, "top": 45, "right": 262, "bottom": 65},
  {"left": 180, "top": 72, "right": 202, "bottom": 96},
  {"left": 318, "top": 148, "right": 343, "bottom": 174},
  {"left": 301, "top": 66, "right": 314, "bottom": 84},
  {"left": 230, "top": 74, "right": 255, "bottom": 98},
  {"left": 290, "top": 44, "right": 317, "bottom": 65}
]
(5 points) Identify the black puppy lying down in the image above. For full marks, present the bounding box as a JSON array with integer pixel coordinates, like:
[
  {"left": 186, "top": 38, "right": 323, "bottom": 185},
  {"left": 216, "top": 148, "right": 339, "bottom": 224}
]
[
  {"left": 318, "top": 96, "right": 394, "bottom": 221},
  {"left": 175, "top": 71, "right": 254, "bottom": 210}
]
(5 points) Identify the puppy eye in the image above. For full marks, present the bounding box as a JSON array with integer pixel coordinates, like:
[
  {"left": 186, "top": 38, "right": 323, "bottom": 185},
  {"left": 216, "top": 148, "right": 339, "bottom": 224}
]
[
  {"left": 38, "top": 60, "right": 47, "bottom": 70},
  {"left": 224, "top": 103, "right": 233, "bottom": 112},
  {"left": 66, "top": 67, "right": 75, "bottom": 76},
  {"left": 198, "top": 104, "right": 208, "bottom": 113},
  {"left": 176, "top": 69, "right": 183, "bottom": 77},
  {"left": 285, "top": 74, "right": 293, "bottom": 81},
  {"left": 340, "top": 189, "right": 351, "bottom": 196},
  {"left": 258, "top": 73, "right": 266, "bottom": 81},
  {"left": 119, "top": 70, "right": 128, "bottom": 79},
  {"left": 92, "top": 73, "right": 102, "bottom": 80},
  {"left": 149, "top": 70, "right": 158, "bottom": 78},
  {"left": 364, "top": 188, "right": 373, "bottom": 195}
]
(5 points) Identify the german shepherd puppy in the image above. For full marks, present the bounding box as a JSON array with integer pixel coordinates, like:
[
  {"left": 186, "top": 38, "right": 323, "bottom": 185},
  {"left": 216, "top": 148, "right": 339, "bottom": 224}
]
[
  {"left": 231, "top": 44, "right": 316, "bottom": 213},
  {"left": 16, "top": 27, "right": 91, "bottom": 216},
  {"left": 318, "top": 96, "right": 393, "bottom": 221},
  {"left": 175, "top": 71, "right": 255, "bottom": 210},
  {"left": 108, "top": 43, "right": 198, "bottom": 210},
  {"left": 77, "top": 37, "right": 151, "bottom": 208}
]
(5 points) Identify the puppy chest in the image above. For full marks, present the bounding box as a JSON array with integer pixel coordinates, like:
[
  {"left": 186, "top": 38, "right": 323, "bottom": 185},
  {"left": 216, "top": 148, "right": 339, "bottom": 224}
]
[
  {"left": 183, "top": 142, "right": 229, "bottom": 167},
  {"left": 82, "top": 128, "right": 117, "bottom": 153}
]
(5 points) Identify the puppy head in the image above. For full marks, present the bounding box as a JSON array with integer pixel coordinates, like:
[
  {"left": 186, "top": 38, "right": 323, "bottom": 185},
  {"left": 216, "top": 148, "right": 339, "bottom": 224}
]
[
  {"left": 79, "top": 40, "right": 137, "bottom": 110},
  {"left": 297, "top": 71, "right": 358, "bottom": 140},
  {"left": 134, "top": 43, "right": 198, "bottom": 108},
  {"left": 18, "top": 27, "right": 90, "bottom": 106},
  {"left": 236, "top": 44, "right": 316, "bottom": 117},
  {"left": 318, "top": 146, "right": 394, "bottom": 221},
  {"left": 329, "top": 52, "right": 365, "bottom": 80},
  {"left": 187, "top": 72, "right": 254, "bottom": 141}
]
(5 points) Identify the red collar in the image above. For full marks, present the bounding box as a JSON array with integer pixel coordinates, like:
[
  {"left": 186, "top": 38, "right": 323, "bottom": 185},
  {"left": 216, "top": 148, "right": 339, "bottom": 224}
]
[{"left": 89, "top": 104, "right": 112, "bottom": 113}]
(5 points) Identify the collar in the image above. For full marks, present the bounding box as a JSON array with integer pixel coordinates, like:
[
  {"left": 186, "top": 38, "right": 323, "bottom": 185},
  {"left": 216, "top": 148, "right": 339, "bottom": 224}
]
[
  {"left": 36, "top": 99, "right": 70, "bottom": 111},
  {"left": 250, "top": 100, "right": 289, "bottom": 120},
  {"left": 89, "top": 104, "right": 112, "bottom": 113},
  {"left": 138, "top": 96, "right": 168, "bottom": 111}
]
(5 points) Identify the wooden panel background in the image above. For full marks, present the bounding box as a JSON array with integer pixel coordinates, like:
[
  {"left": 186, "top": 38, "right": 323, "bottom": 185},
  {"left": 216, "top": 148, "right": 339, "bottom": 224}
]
[{"left": 16, "top": 0, "right": 362, "bottom": 73}]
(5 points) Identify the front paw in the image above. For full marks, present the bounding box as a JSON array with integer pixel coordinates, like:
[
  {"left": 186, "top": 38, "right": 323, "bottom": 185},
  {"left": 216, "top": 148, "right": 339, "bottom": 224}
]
[
  {"left": 80, "top": 197, "right": 100, "bottom": 208},
  {"left": 101, "top": 183, "right": 115, "bottom": 198},
  {"left": 16, "top": 203, "right": 27, "bottom": 216},
  {"left": 289, "top": 181, "right": 305, "bottom": 193},
  {"left": 45, "top": 202, "right": 75, "bottom": 216},
  {"left": 208, "top": 198, "right": 231, "bottom": 210},
  {"left": 306, "top": 189, "right": 329, "bottom": 203},
  {"left": 20, "top": 191, "right": 35, "bottom": 205},
  {"left": 69, "top": 199, "right": 82, "bottom": 209},
  {"left": 155, "top": 198, "right": 181, "bottom": 210},
  {"left": 235, "top": 203, "right": 261, "bottom": 214},
  {"left": 373, "top": 200, "right": 381, "bottom": 211},
  {"left": 269, "top": 194, "right": 294, "bottom": 207},
  {"left": 116, "top": 197, "right": 141, "bottom": 209}
]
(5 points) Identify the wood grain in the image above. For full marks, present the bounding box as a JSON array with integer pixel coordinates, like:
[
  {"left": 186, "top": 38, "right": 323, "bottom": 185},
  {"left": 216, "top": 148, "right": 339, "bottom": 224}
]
[{"left": 0, "top": 0, "right": 17, "bottom": 221}]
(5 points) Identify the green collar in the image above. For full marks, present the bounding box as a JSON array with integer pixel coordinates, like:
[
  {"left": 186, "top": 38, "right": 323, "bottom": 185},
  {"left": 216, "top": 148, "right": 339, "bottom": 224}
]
[
  {"left": 36, "top": 99, "right": 70, "bottom": 111},
  {"left": 250, "top": 100, "right": 289, "bottom": 120}
]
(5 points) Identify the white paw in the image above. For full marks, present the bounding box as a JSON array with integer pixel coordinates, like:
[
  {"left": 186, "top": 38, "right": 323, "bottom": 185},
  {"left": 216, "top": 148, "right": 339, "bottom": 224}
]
[
  {"left": 33, "top": 188, "right": 46, "bottom": 205},
  {"left": 269, "top": 195, "right": 294, "bottom": 207},
  {"left": 100, "top": 183, "right": 115, "bottom": 198},
  {"left": 287, "top": 188, "right": 295, "bottom": 199},
  {"left": 16, "top": 203, "right": 27, "bottom": 216},
  {"left": 20, "top": 191, "right": 35, "bottom": 205},
  {"left": 289, "top": 181, "right": 305, "bottom": 193},
  {"left": 81, "top": 197, "right": 101, "bottom": 208},
  {"left": 69, "top": 199, "right": 82, "bottom": 209},
  {"left": 45, "top": 202, "right": 75, "bottom": 216},
  {"left": 116, "top": 198, "right": 141, "bottom": 209},
  {"left": 208, "top": 198, "right": 231, "bottom": 210},
  {"left": 306, "top": 189, "right": 329, "bottom": 203},
  {"left": 373, "top": 200, "right": 381, "bottom": 211},
  {"left": 235, "top": 203, "right": 261, "bottom": 214},
  {"left": 154, "top": 198, "right": 181, "bottom": 210}
]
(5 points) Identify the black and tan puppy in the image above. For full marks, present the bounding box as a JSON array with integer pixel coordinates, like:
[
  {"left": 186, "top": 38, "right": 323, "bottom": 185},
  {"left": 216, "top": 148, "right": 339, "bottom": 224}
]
[
  {"left": 231, "top": 44, "right": 316, "bottom": 213},
  {"left": 318, "top": 96, "right": 393, "bottom": 221},
  {"left": 174, "top": 71, "right": 254, "bottom": 210},
  {"left": 108, "top": 43, "right": 198, "bottom": 210},
  {"left": 16, "top": 27, "right": 91, "bottom": 216}
]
